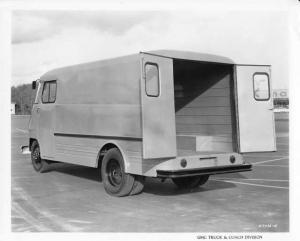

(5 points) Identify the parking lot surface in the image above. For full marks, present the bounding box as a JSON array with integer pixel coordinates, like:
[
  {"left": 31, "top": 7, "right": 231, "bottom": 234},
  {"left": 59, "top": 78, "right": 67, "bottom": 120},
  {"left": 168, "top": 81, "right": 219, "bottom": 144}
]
[{"left": 11, "top": 113, "right": 289, "bottom": 232}]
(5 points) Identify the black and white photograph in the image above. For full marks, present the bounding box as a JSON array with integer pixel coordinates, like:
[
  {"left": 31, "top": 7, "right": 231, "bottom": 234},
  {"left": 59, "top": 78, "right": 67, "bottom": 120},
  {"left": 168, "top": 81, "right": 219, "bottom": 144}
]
[{"left": 1, "top": 0, "right": 299, "bottom": 240}]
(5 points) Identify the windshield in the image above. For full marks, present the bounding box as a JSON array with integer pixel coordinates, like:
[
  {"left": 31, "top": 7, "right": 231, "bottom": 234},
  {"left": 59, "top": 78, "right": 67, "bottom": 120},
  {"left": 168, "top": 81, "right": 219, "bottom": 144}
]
[{"left": 34, "top": 81, "right": 41, "bottom": 104}]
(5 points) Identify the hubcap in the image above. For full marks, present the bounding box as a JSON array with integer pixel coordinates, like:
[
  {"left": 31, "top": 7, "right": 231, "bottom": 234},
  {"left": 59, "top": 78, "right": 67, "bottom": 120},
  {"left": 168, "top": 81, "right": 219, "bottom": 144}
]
[
  {"left": 32, "top": 147, "right": 42, "bottom": 168},
  {"left": 107, "top": 159, "right": 122, "bottom": 187}
]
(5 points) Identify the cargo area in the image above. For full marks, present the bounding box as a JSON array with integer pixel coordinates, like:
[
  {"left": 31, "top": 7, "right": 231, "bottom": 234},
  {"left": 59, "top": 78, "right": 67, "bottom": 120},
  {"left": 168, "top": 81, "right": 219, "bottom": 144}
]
[{"left": 173, "top": 59, "right": 237, "bottom": 156}]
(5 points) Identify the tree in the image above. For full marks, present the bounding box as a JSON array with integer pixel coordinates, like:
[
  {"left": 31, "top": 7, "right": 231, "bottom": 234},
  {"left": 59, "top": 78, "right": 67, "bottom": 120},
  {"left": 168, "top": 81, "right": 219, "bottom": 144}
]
[{"left": 11, "top": 84, "right": 37, "bottom": 115}]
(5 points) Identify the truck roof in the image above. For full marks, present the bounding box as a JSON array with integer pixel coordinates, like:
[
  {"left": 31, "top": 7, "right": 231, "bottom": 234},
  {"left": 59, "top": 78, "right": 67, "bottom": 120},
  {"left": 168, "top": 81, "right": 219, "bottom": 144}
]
[
  {"left": 40, "top": 50, "right": 234, "bottom": 81},
  {"left": 142, "top": 50, "right": 234, "bottom": 64}
]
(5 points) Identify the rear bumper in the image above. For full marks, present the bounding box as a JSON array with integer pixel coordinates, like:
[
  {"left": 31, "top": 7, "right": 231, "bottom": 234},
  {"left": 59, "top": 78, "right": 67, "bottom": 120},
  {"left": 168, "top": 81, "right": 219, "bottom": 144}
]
[{"left": 156, "top": 164, "right": 252, "bottom": 178}]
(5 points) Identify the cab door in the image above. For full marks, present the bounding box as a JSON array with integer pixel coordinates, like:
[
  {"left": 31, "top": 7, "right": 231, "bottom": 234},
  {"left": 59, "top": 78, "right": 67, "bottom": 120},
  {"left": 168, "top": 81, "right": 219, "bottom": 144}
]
[
  {"left": 235, "top": 65, "right": 276, "bottom": 152},
  {"left": 38, "top": 80, "right": 57, "bottom": 159},
  {"left": 140, "top": 54, "right": 176, "bottom": 159}
]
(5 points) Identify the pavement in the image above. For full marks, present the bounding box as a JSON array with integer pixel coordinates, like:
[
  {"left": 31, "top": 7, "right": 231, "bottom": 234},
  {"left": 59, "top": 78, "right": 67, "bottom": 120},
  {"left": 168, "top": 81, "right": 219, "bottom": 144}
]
[{"left": 11, "top": 114, "right": 289, "bottom": 232}]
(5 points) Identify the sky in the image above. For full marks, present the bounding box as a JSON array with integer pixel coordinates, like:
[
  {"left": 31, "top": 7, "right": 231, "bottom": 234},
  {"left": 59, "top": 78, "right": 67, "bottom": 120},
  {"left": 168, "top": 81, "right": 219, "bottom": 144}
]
[{"left": 11, "top": 10, "right": 290, "bottom": 89}]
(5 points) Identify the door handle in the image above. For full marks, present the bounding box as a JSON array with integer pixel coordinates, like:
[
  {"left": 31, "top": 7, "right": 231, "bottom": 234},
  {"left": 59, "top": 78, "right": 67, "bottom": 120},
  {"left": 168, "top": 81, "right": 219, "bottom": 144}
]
[
  {"left": 269, "top": 108, "right": 274, "bottom": 111},
  {"left": 36, "top": 107, "right": 40, "bottom": 113}
]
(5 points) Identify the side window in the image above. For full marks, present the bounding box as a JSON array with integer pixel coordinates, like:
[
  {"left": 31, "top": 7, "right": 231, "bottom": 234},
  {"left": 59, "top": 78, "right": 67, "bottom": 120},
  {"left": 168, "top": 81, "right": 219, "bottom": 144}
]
[
  {"left": 145, "top": 63, "right": 160, "bottom": 97},
  {"left": 253, "top": 73, "right": 270, "bottom": 101},
  {"left": 42, "top": 81, "right": 57, "bottom": 103}
]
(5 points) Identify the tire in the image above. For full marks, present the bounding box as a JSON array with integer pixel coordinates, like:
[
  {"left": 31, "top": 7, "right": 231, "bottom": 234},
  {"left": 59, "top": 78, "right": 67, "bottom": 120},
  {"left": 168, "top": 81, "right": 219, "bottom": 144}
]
[
  {"left": 101, "top": 148, "right": 135, "bottom": 197},
  {"left": 130, "top": 175, "right": 145, "bottom": 195},
  {"left": 31, "top": 140, "right": 48, "bottom": 173},
  {"left": 172, "top": 175, "right": 209, "bottom": 189}
]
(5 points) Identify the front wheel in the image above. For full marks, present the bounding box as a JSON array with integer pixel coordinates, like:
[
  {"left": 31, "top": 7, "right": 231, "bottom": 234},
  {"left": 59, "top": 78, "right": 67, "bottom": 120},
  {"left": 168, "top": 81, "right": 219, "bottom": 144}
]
[
  {"left": 101, "top": 148, "right": 135, "bottom": 197},
  {"left": 172, "top": 175, "right": 209, "bottom": 189},
  {"left": 31, "top": 141, "right": 48, "bottom": 173}
]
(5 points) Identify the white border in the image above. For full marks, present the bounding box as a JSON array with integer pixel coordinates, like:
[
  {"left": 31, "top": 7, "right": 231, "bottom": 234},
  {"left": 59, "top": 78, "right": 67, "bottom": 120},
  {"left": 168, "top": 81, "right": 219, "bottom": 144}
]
[{"left": 1, "top": 0, "right": 298, "bottom": 240}]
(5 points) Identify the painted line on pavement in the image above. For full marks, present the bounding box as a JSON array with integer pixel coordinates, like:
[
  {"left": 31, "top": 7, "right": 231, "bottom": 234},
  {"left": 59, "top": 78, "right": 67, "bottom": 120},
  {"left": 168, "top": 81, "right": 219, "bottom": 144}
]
[
  {"left": 252, "top": 157, "right": 288, "bottom": 165},
  {"left": 254, "top": 164, "right": 288, "bottom": 167},
  {"left": 12, "top": 186, "right": 82, "bottom": 232},
  {"left": 12, "top": 202, "right": 51, "bottom": 232},
  {"left": 243, "top": 155, "right": 287, "bottom": 158},
  {"left": 212, "top": 180, "right": 289, "bottom": 190},
  {"left": 212, "top": 177, "right": 289, "bottom": 182},
  {"left": 68, "top": 219, "right": 93, "bottom": 224},
  {"left": 15, "top": 128, "right": 28, "bottom": 133}
]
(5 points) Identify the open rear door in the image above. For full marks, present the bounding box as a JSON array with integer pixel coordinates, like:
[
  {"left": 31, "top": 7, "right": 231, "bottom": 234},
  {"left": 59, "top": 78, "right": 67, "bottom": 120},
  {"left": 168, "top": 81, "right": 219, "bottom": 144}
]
[
  {"left": 235, "top": 65, "right": 276, "bottom": 152},
  {"left": 140, "top": 53, "right": 176, "bottom": 159}
]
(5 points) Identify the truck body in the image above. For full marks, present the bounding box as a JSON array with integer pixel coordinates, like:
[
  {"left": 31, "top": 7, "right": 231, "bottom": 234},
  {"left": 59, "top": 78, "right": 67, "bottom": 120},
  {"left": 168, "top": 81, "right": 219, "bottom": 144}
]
[{"left": 27, "top": 50, "right": 276, "bottom": 196}]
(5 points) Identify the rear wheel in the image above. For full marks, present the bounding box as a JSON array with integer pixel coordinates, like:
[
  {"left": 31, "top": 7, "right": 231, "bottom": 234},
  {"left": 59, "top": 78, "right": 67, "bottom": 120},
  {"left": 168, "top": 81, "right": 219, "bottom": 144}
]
[
  {"left": 101, "top": 148, "right": 135, "bottom": 197},
  {"left": 172, "top": 175, "right": 209, "bottom": 189},
  {"left": 31, "top": 141, "right": 48, "bottom": 173}
]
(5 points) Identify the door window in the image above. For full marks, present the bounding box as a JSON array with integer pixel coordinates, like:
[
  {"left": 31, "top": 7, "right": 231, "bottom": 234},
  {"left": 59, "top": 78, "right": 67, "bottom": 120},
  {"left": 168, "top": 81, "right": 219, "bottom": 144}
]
[
  {"left": 42, "top": 82, "right": 50, "bottom": 103},
  {"left": 145, "top": 63, "right": 160, "bottom": 97},
  {"left": 42, "top": 81, "right": 57, "bottom": 103},
  {"left": 253, "top": 73, "right": 270, "bottom": 101},
  {"left": 49, "top": 82, "right": 57, "bottom": 102}
]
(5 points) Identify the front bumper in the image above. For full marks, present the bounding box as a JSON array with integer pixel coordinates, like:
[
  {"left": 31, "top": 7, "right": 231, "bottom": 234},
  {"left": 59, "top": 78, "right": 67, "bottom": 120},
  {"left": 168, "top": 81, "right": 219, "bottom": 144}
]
[
  {"left": 157, "top": 164, "right": 252, "bottom": 178},
  {"left": 21, "top": 145, "right": 31, "bottom": 154}
]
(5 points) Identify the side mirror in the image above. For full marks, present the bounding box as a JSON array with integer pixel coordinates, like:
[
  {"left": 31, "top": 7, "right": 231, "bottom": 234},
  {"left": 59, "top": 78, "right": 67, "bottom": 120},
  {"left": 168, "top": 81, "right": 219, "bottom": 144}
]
[{"left": 32, "top": 80, "right": 36, "bottom": 89}]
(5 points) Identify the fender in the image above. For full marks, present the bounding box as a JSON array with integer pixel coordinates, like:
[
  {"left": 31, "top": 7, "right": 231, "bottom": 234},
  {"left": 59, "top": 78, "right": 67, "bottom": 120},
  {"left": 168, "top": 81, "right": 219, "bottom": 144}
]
[{"left": 96, "top": 140, "right": 130, "bottom": 172}]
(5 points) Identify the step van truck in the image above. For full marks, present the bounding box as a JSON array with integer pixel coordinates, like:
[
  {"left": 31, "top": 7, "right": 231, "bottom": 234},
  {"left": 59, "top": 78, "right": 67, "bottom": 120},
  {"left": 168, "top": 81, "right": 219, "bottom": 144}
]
[{"left": 25, "top": 50, "right": 276, "bottom": 196}]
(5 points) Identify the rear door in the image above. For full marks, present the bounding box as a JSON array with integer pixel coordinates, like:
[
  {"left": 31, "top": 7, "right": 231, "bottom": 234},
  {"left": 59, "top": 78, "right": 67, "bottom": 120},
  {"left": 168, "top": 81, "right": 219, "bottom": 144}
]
[
  {"left": 235, "top": 65, "right": 276, "bottom": 152},
  {"left": 140, "top": 53, "right": 176, "bottom": 159}
]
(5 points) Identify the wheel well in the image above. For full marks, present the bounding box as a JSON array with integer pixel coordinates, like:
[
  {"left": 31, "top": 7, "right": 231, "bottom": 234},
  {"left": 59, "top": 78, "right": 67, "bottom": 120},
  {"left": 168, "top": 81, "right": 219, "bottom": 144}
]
[
  {"left": 29, "top": 138, "right": 37, "bottom": 151},
  {"left": 97, "top": 143, "right": 119, "bottom": 169}
]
